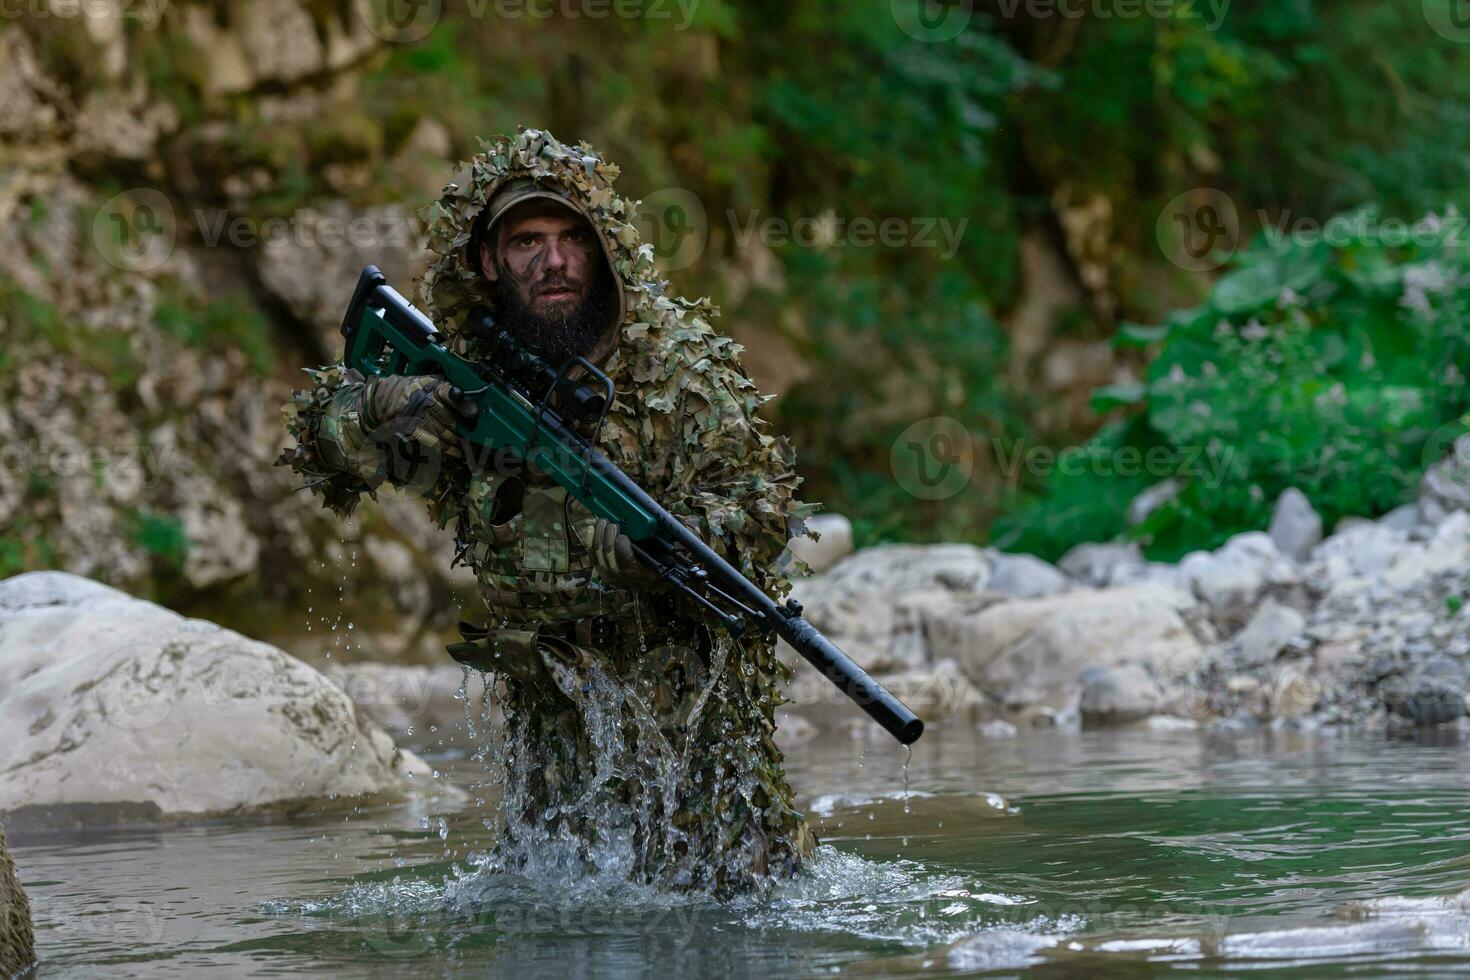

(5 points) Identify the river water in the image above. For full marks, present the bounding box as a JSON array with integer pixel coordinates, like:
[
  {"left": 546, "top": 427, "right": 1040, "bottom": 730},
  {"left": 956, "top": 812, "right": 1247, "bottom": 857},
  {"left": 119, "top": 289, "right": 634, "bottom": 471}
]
[{"left": 15, "top": 724, "right": 1470, "bottom": 977}]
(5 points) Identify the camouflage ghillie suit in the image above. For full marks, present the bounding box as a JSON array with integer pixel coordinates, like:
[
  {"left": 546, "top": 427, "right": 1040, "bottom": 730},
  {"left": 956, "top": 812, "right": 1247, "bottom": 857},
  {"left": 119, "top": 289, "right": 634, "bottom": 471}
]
[{"left": 281, "top": 129, "right": 816, "bottom": 895}]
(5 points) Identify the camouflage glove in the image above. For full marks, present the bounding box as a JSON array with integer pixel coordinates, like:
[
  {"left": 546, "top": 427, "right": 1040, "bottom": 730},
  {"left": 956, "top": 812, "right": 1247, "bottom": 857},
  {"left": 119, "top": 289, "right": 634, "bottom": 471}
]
[
  {"left": 588, "top": 518, "right": 663, "bottom": 589},
  {"left": 361, "top": 375, "right": 465, "bottom": 457}
]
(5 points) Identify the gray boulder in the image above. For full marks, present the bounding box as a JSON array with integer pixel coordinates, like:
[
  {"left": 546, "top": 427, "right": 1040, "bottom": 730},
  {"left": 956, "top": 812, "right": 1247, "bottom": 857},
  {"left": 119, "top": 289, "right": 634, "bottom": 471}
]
[
  {"left": 787, "top": 513, "right": 856, "bottom": 574},
  {"left": 1382, "top": 657, "right": 1469, "bottom": 727},
  {"left": 986, "top": 552, "right": 1071, "bottom": 598},
  {"left": 0, "top": 822, "right": 33, "bottom": 978},
  {"left": 1268, "top": 488, "right": 1323, "bottom": 562},
  {"left": 1127, "top": 478, "right": 1182, "bottom": 526},
  {"left": 1179, "top": 532, "right": 1298, "bottom": 617},
  {"left": 812, "top": 543, "right": 992, "bottom": 595},
  {"left": 1377, "top": 503, "right": 1426, "bottom": 534},
  {"left": 1421, "top": 435, "right": 1470, "bottom": 524},
  {"left": 0, "top": 572, "right": 433, "bottom": 826},
  {"left": 1231, "top": 599, "right": 1306, "bottom": 667},
  {"left": 933, "top": 583, "right": 1202, "bottom": 710},
  {"left": 1058, "top": 541, "right": 1145, "bottom": 588},
  {"left": 1079, "top": 665, "right": 1162, "bottom": 727}
]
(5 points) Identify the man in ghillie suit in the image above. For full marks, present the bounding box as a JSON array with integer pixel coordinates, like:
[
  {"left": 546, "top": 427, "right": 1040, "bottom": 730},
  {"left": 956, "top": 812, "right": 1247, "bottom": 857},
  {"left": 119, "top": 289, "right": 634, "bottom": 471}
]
[{"left": 281, "top": 129, "right": 817, "bottom": 895}]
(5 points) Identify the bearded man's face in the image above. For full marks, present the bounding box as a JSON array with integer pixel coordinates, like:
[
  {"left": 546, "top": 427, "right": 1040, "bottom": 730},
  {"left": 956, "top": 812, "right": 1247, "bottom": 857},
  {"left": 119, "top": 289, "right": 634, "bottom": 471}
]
[{"left": 478, "top": 203, "right": 616, "bottom": 364}]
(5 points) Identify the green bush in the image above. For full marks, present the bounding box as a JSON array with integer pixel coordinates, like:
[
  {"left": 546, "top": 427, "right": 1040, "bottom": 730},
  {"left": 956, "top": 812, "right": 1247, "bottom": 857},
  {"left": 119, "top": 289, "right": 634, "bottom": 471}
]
[{"left": 995, "top": 207, "right": 1470, "bottom": 561}]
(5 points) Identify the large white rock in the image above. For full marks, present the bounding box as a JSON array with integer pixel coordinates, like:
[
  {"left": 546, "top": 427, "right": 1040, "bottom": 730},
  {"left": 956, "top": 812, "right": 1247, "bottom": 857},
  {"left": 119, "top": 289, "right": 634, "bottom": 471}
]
[
  {"left": 326, "top": 662, "right": 495, "bottom": 748},
  {"left": 1178, "top": 532, "right": 1298, "bottom": 616},
  {"left": 0, "top": 572, "right": 431, "bottom": 823},
  {"left": 933, "top": 583, "right": 1202, "bottom": 710}
]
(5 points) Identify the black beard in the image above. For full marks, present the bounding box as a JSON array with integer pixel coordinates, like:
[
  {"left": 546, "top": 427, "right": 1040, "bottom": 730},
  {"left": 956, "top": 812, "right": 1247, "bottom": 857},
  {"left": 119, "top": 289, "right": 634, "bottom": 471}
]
[{"left": 490, "top": 267, "right": 616, "bottom": 365}]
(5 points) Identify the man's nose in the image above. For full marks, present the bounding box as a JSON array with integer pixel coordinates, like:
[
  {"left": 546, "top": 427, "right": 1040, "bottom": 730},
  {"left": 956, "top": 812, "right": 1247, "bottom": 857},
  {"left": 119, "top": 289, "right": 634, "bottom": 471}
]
[{"left": 542, "top": 238, "right": 570, "bottom": 273}]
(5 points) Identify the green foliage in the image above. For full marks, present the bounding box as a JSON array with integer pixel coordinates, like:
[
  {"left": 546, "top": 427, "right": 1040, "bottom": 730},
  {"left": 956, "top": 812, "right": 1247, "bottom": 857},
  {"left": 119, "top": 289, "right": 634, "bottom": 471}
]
[
  {"left": 127, "top": 509, "right": 191, "bottom": 571},
  {"left": 155, "top": 289, "right": 276, "bottom": 375},
  {"left": 1, "top": 275, "right": 143, "bottom": 389},
  {"left": 20, "top": 0, "right": 1470, "bottom": 559},
  {"left": 0, "top": 522, "right": 55, "bottom": 580},
  {"left": 997, "top": 209, "right": 1470, "bottom": 561}
]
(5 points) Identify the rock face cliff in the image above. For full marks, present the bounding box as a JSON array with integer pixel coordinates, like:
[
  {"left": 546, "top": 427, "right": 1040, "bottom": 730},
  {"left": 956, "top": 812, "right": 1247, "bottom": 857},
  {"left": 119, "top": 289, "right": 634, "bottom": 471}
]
[{"left": 2, "top": 6, "right": 465, "bottom": 657}]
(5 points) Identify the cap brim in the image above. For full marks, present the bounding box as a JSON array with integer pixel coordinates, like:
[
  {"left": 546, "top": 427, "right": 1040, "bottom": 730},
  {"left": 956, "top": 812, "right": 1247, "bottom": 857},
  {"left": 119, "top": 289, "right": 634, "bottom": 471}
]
[{"left": 482, "top": 190, "right": 583, "bottom": 240}]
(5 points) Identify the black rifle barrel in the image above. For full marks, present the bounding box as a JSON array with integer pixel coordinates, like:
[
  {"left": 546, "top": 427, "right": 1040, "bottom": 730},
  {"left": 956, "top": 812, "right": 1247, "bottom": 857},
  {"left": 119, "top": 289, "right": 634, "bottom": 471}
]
[{"left": 536, "top": 409, "right": 926, "bottom": 746}]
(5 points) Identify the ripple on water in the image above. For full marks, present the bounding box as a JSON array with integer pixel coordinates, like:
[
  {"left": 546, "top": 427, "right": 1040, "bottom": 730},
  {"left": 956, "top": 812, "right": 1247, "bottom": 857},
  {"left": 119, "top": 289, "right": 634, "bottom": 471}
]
[{"left": 262, "top": 842, "right": 1068, "bottom": 957}]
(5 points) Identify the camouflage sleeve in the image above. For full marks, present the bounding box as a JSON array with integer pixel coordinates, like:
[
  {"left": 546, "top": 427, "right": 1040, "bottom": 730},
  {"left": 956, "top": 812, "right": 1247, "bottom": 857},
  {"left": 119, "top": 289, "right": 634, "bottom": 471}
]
[
  {"left": 278, "top": 364, "right": 383, "bottom": 517},
  {"left": 625, "top": 302, "right": 817, "bottom": 600}
]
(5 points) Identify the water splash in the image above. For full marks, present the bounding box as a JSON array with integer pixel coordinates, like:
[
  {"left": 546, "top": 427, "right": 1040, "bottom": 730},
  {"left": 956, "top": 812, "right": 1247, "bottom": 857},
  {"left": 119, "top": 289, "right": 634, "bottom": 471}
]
[{"left": 453, "top": 630, "right": 803, "bottom": 897}]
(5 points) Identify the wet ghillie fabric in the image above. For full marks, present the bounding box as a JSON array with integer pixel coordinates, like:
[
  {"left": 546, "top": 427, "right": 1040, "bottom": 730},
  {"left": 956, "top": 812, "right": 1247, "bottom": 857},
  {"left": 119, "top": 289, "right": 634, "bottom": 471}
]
[{"left": 280, "top": 128, "right": 817, "bottom": 896}]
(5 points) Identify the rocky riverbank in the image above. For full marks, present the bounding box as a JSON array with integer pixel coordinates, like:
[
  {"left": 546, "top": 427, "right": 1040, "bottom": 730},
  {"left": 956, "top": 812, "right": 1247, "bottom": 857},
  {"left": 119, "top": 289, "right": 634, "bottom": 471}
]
[
  {"left": 3, "top": 444, "right": 1467, "bottom": 832},
  {"left": 776, "top": 443, "right": 1470, "bottom": 738}
]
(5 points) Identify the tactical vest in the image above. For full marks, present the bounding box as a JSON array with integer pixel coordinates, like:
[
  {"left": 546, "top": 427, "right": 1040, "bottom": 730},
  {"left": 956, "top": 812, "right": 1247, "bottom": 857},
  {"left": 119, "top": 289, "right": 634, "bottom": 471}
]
[{"left": 457, "top": 464, "right": 638, "bottom": 626}]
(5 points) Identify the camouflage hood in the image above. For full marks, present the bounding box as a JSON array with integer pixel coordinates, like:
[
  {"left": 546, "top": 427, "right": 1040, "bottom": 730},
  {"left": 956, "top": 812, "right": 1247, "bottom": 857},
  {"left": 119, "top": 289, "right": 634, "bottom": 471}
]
[
  {"left": 415, "top": 127, "right": 807, "bottom": 599},
  {"left": 420, "top": 128, "right": 659, "bottom": 366}
]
